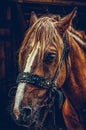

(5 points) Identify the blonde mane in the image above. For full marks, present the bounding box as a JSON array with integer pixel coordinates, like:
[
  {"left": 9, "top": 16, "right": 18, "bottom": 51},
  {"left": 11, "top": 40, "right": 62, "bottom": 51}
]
[{"left": 18, "top": 16, "right": 63, "bottom": 71}]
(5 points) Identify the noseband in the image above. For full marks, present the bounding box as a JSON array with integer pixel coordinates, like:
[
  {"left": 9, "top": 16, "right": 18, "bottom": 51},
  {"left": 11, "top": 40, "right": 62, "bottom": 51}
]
[{"left": 17, "top": 33, "right": 69, "bottom": 95}]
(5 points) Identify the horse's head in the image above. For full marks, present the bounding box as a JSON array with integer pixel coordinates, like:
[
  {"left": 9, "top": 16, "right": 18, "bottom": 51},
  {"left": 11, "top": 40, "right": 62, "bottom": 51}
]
[{"left": 12, "top": 8, "right": 77, "bottom": 127}]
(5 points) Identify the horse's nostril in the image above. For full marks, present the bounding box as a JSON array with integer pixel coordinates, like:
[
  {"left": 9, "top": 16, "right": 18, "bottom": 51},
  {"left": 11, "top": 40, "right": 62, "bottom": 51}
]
[{"left": 22, "top": 107, "right": 32, "bottom": 117}]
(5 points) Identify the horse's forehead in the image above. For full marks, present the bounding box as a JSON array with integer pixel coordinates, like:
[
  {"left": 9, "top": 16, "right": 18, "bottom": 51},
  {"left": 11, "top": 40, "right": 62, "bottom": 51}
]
[
  {"left": 25, "top": 17, "right": 63, "bottom": 61},
  {"left": 36, "top": 17, "right": 55, "bottom": 30}
]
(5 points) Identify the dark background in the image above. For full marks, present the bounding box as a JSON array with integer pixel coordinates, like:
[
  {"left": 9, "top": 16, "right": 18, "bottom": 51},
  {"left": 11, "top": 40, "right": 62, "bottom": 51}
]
[{"left": 0, "top": 0, "right": 86, "bottom": 130}]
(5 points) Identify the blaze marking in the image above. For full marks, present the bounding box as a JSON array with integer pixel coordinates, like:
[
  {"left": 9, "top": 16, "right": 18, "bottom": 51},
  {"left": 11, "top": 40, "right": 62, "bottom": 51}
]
[{"left": 14, "top": 42, "right": 40, "bottom": 110}]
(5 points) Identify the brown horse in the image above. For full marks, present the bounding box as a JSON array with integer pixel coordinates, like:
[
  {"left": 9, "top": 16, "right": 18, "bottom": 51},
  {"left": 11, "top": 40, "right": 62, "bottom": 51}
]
[{"left": 12, "top": 8, "right": 86, "bottom": 130}]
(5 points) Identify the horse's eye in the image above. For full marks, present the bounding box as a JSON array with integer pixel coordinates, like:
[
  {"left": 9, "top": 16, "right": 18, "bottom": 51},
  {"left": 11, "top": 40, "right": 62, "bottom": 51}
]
[{"left": 43, "top": 53, "right": 57, "bottom": 63}]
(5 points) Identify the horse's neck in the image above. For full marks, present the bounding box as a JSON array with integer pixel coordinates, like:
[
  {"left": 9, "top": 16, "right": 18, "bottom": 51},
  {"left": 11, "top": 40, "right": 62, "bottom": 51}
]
[
  {"left": 67, "top": 27, "right": 86, "bottom": 87},
  {"left": 67, "top": 27, "right": 86, "bottom": 69},
  {"left": 68, "top": 27, "right": 86, "bottom": 48},
  {"left": 62, "top": 28, "right": 86, "bottom": 106}
]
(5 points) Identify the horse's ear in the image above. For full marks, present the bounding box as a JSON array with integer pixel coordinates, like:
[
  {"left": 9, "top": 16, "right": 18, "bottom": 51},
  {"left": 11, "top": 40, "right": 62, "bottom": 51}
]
[
  {"left": 56, "top": 7, "right": 77, "bottom": 36},
  {"left": 29, "top": 11, "right": 38, "bottom": 27}
]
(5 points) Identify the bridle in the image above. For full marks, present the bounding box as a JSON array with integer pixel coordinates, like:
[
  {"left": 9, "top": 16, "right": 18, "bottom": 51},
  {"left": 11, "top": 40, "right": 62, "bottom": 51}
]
[
  {"left": 16, "top": 32, "right": 70, "bottom": 128},
  {"left": 17, "top": 32, "right": 69, "bottom": 95}
]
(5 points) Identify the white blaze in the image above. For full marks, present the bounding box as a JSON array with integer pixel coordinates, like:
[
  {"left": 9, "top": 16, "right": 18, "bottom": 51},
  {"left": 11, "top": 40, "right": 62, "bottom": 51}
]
[{"left": 14, "top": 41, "right": 40, "bottom": 110}]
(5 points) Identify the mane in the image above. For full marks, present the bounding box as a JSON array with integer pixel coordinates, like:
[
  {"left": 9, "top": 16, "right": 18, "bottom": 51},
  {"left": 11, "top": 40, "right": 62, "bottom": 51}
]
[
  {"left": 19, "top": 16, "right": 63, "bottom": 71},
  {"left": 68, "top": 26, "right": 86, "bottom": 48}
]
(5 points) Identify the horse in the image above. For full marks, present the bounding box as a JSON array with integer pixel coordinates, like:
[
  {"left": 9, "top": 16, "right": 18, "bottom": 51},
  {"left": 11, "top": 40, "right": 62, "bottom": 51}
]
[{"left": 12, "top": 8, "right": 86, "bottom": 130}]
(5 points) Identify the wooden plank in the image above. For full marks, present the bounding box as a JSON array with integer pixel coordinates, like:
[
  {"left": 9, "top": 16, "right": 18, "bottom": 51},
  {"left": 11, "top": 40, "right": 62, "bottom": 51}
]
[{"left": 11, "top": 0, "right": 86, "bottom": 6}]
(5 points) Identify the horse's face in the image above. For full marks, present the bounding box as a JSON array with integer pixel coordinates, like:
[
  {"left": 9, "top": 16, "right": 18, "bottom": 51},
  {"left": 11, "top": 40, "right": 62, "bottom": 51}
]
[{"left": 12, "top": 9, "right": 77, "bottom": 127}]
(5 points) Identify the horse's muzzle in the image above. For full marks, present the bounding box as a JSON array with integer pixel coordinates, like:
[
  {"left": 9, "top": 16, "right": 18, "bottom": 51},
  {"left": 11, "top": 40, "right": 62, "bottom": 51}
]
[{"left": 12, "top": 106, "right": 36, "bottom": 127}]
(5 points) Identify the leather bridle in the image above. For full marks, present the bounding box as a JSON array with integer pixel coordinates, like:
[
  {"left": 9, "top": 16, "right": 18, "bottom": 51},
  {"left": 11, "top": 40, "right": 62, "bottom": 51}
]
[
  {"left": 17, "top": 32, "right": 69, "bottom": 96},
  {"left": 16, "top": 32, "right": 70, "bottom": 128}
]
